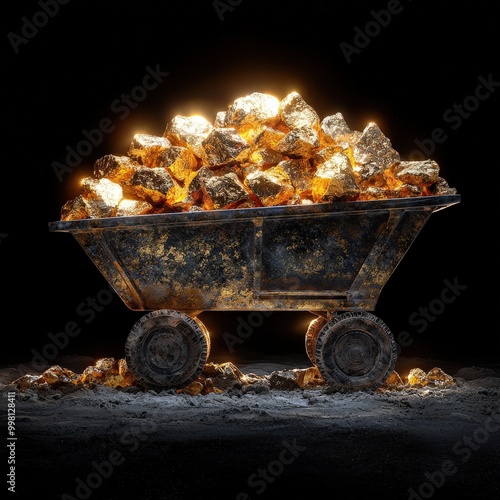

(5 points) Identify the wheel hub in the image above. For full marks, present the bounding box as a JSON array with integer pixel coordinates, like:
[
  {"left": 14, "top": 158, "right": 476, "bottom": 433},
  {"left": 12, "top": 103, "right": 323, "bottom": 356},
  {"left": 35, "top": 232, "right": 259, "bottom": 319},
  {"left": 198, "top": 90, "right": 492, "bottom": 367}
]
[
  {"left": 333, "top": 330, "right": 379, "bottom": 376},
  {"left": 143, "top": 327, "right": 189, "bottom": 374}
]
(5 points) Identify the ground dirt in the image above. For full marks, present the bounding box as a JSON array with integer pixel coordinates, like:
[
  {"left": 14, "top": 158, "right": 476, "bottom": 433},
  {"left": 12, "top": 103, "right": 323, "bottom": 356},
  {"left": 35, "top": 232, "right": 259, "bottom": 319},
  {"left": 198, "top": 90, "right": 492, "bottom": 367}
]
[{"left": 1, "top": 354, "right": 500, "bottom": 500}]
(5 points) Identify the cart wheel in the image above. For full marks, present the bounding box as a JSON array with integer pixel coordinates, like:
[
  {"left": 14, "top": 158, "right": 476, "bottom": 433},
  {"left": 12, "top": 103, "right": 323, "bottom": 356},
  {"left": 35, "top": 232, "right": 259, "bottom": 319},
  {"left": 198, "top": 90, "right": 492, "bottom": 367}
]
[
  {"left": 194, "top": 316, "right": 211, "bottom": 358},
  {"left": 305, "top": 316, "right": 327, "bottom": 364},
  {"left": 125, "top": 309, "right": 210, "bottom": 390},
  {"left": 314, "top": 311, "right": 397, "bottom": 392}
]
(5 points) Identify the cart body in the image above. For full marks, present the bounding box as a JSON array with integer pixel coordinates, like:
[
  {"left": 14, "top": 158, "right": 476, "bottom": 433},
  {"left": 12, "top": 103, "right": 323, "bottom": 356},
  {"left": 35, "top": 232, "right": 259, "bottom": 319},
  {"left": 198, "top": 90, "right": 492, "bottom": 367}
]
[{"left": 49, "top": 195, "right": 460, "bottom": 313}]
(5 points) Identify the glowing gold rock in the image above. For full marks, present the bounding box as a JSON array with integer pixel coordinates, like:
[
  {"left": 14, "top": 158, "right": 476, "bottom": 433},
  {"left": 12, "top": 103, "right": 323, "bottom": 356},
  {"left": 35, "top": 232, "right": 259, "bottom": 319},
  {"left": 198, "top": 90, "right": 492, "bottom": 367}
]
[
  {"left": 116, "top": 198, "right": 153, "bottom": 217},
  {"left": 359, "top": 184, "right": 423, "bottom": 201},
  {"left": 118, "top": 358, "right": 138, "bottom": 386},
  {"left": 78, "top": 358, "right": 133, "bottom": 388},
  {"left": 279, "top": 91, "right": 320, "bottom": 131},
  {"left": 313, "top": 145, "right": 344, "bottom": 165},
  {"left": 224, "top": 91, "right": 280, "bottom": 134},
  {"left": 248, "top": 147, "right": 284, "bottom": 169},
  {"left": 202, "top": 127, "right": 250, "bottom": 166},
  {"left": 167, "top": 185, "right": 198, "bottom": 212},
  {"left": 127, "top": 134, "right": 171, "bottom": 167},
  {"left": 408, "top": 368, "right": 428, "bottom": 387},
  {"left": 269, "top": 370, "right": 300, "bottom": 390},
  {"left": 185, "top": 165, "right": 212, "bottom": 199},
  {"left": 201, "top": 168, "right": 252, "bottom": 210},
  {"left": 157, "top": 145, "right": 199, "bottom": 182},
  {"left": 312, "top": 152, "right": 360, "bottom": 202},
  {"left": 353, "top": 122, "right": 400, "bottom": 185},
  {"left": 427, "top": 367, "right": 454, "bottom": 386},
  {"left": 200, "top": 362, "right": 247, "bottom": 391},
  {"left": 202, "top": 378, "right": 224, "bottom": 395},
  {"left": 275, "top": 125, "right": 320, "bottom": 158},
  {"left": 252, "top": 126, "right": 287, "bottom": 150},
  {"left": 244, "top": 165, "right": 295, "bottom": 206},
  {"left": 80, "top": 177, "right": 123, "bottom": 218},
  {"left": 203, "top": 361, "right": 245, "bottom": 380},
  {"left": 278, "top": 158, "right": 316, "bottom": 197},
  {"left": 41, "top": 366, "right": 79, "bottom": 387},
  {"left": 383, "top": 371, "right": 404, "bottom": 388},
  {"left": 122, "top": 166, "right": 177, "bottom": 207},
  {"left": 94, "top": 154, "right": 137, "bottom": 183},
  {"left": 386, "top": 160, "right": 440, "bottom": 189},
  {"left": 164, "top": 115, "right": 213, "bottom": 159},
  {"left": 320, "top": 112, "right": 354, "bottom": 149},
  {"left": 61, "top": 195, "right": 90, "bottom": 221},
  {"left": 431, "top": 177, "right": 457, "bottom": 195},
  {"left": 288, "top": 195, "right": 314, "bottom": 205},
  {"left": 392, "top": 184, "right": 424, "bottom": 198},
  {"left": 299, "top": 366, "right": 325, "bottom": 388},
  {"left": 79, "top": 365, "right": 104, "bottom": 385},
  {"left": 214, "top": 111, "right": 226, "bottom": 128},
  {"left": 13, "top": 374, "right": 43, "bottom": 390},
  {"left": 95, "top": 357, "right": 119, "bottom": 374},
  {"left": 357, "top": 186, "right": 388, "bottom": 201}
]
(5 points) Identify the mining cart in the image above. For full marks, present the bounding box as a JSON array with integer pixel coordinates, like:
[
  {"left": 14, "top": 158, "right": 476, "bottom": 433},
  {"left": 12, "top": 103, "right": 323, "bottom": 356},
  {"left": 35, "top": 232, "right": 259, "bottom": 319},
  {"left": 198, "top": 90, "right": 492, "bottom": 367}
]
[{"left": 48, "top": 194, "right": 460, "bottom": 391}]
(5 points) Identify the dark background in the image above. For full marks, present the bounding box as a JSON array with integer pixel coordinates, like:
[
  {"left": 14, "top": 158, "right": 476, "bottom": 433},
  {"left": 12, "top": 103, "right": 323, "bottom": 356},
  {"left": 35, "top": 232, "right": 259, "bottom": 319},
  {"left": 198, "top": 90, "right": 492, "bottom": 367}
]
[{"left": 1, "top": 0, "right": 498, "bottom": 368}]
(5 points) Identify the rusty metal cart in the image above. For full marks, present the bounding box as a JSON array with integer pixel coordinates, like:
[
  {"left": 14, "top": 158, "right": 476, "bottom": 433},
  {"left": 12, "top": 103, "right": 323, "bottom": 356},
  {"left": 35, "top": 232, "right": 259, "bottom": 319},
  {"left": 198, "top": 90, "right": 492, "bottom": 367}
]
[{"left": 48, "top": 194, "right": 460, "bottom": 391}]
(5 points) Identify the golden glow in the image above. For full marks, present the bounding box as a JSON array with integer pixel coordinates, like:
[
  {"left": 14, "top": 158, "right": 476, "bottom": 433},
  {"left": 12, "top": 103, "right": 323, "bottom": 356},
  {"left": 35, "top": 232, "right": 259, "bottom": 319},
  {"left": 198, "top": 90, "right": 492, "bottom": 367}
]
[
  {"left": 169, "top": 100, "right": 214, "bottom": 122},
  {"left": 307, "top": 317, "right": 318, "bottom": 330},
  {"left": 191, "top": 114, "right": 212, "bottom": 124},
  {"left": 362, "top": 116, "right": 389, "bottom": 134}
]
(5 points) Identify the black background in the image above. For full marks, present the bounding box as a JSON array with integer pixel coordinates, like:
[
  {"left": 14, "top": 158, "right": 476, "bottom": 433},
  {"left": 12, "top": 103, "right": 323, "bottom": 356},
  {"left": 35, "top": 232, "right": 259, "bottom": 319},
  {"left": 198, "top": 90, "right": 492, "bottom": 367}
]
[{"left": 2, "top": 0, "right": 498, "bottom": 368}]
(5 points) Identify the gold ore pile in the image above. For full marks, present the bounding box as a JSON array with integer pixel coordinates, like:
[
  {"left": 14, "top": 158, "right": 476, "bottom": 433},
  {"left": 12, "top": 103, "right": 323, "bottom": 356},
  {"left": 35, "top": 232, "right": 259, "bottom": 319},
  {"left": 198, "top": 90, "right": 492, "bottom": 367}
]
[{"left": 60, "top": 91, "right": 457, "bottom": 221}]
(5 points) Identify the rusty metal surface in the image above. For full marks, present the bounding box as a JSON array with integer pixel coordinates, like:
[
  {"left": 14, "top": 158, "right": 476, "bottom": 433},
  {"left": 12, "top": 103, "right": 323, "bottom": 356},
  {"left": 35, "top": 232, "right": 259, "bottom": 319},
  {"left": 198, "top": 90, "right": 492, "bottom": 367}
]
[{"left": 48, "top": 195, "right": 460, "bottom": 313}]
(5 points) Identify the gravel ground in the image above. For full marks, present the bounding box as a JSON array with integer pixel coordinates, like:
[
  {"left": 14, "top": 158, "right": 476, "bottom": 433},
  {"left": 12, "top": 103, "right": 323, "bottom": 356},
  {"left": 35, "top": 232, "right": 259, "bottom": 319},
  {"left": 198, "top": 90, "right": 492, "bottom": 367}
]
[{"left": 1, "top": 355, "right": 499, "bottom": 500}]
